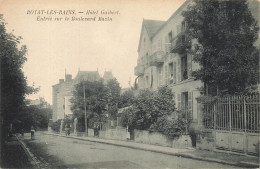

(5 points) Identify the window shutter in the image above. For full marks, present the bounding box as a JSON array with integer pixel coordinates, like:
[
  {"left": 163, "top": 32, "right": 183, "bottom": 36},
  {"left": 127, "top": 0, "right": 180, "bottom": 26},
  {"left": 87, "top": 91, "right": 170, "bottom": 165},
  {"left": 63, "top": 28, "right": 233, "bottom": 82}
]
[
  {"left": 165, "top": 65, "right": 168, "bottom": 84},
  {"left": 187, "top": 54, "right": 192, "bottom": 78},
  {"left": 173, "top": 62, "right": 176, "bottom": 84},
  {"left": 177, "top": 93, "right": 181, "bottom": 110},
  {"left": 177, "top": 57, "right": 181, "bottom": 82},
  {"left": 188, "top": 92, "right": 193, "bottom": 119},
  {"left": 165, "top": 36, "right": 168, "bottom": 52}
]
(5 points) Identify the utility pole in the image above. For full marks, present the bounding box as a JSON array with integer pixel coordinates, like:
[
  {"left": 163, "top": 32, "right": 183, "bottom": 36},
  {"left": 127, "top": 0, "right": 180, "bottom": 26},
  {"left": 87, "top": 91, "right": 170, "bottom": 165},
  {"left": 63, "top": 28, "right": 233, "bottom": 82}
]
[{"left": 83, "top": 84, "right": 88, "bottom": 136}]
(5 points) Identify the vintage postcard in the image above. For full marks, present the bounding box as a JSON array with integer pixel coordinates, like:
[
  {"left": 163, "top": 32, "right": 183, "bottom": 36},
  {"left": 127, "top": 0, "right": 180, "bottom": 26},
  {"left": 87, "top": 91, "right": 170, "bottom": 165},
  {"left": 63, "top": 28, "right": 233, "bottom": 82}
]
[{"left": 0, "top": 0, "right": 259, "bottom": 168}]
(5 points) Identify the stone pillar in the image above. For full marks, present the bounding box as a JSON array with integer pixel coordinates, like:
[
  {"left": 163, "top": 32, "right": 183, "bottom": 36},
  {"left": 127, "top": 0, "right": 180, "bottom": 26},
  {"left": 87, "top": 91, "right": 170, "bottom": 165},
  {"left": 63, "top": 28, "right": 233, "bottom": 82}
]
[
  {"left": 60, "top": 120, "right": 64, "bottom": 134},
  {"left": 74, "top": 118, "right": 78, "bottom": 135},
  {"left": 195, "top": 98, "right": 204, "bottom": 129}
]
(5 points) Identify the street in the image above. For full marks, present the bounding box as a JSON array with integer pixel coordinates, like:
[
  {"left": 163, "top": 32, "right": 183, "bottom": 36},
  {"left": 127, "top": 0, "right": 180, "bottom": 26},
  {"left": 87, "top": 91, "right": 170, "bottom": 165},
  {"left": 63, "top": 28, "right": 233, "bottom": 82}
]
[{"left": 22, "top": 133, "right": 240, "bottom": 169}]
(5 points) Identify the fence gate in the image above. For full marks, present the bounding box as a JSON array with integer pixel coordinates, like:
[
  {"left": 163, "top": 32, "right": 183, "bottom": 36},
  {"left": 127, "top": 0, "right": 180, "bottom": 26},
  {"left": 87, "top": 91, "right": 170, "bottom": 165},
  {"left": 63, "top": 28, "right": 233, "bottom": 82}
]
[{"left": 203, "top": 94, "right": 260, "bottom": 155}]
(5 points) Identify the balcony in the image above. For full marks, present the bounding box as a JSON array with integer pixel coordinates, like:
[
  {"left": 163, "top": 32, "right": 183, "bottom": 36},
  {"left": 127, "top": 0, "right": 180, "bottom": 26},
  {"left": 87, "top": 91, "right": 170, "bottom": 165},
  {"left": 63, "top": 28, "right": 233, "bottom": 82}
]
[
  {"left": 149, "top": 51, "right": 165, "bottom": 67},
  {"left": 171, "top": 32, "right": 190, "bottom": 54},
  {"left": 134, "top": 65, "right": 145, "bottom": 76}
]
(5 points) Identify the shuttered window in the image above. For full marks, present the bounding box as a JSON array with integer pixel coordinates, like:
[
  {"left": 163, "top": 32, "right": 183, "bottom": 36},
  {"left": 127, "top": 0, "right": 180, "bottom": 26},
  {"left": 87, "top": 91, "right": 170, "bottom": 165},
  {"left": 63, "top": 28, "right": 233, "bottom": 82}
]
[
  {"left": 177, "top": 93, "right": 181, "bottom": 110},
  {"left": 188, "top": 92, "right": 193, "bottom": 119},
  {"left": 177, "top": 57, "right": 181, "bottom": 82},
  {"left": 165, "top": 36, "right": 168, "bottom": 52},
  {"left": 165, "top": 65, "right": 168, "bottom": 85},
  {"left": 173, "top": 62, "right": 176, "bottom": 84},
  {"left": 187, "top": 54, "right": 192, "bottom": 78}
]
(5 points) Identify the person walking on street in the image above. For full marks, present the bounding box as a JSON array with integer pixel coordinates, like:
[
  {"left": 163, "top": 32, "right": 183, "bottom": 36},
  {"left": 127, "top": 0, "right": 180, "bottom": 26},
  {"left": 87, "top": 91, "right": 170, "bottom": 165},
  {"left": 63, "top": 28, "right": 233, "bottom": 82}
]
[
  {"left": 126, "top": 125, "right": 130, "bottom": 141},
  {"left": 31, "top": 126, "right": 35, "bottom": 140}
]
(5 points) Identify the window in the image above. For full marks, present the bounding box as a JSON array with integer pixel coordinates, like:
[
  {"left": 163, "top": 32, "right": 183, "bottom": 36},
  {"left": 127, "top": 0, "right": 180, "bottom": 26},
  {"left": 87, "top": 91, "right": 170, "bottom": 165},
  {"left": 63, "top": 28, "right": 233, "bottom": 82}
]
[
  {"left": 158, "top": 67, "right": 162, "bottom": 87},
  {"left": 157, "top": 39, "right": 162, "bottom": 50},
  {"left": 164, "top": 65, "right": 168, "bottom": 85},
  {"left": 169, "top": 63, "right": 173, "bottom": 84},
  {"left": 145, "top": 76, "right": 149, "bottom": 88},
  {"left": 177, "top": 25, "right": 181, "bottom": 34},
  {"left": 177, "top": 92, "right": 193, "bottom": 120},
  {"left": 168, "top": 31, "right": 172, "bottom": 42},
  {"left": 168, "top": 62, "right": 177, "bottom": 84},
  {"left": 181, "top": 92, "right": 189, "bottom": 110},
  {"left": 173, "top": 62, "right": 176, "bottom": 83},
  {"left": 181, "top": 55, "right": 188, "bottom": 80},
  {"left": 181, "top": 21, "right": 187, "bottom": 32}
]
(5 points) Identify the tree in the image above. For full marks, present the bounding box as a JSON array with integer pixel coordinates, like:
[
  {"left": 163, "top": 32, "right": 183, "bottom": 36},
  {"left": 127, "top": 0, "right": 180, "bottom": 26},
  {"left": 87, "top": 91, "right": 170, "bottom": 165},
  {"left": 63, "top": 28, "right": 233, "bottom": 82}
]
[
  {"left": 17, "top": 106, "right": 52, "bottom": 132},
  {"left": 131, "top": 86, "right": 176, "bottom": 130},
  {"left": 0, "top": 14, "right": 38, "bottom": 136},
  {"left": 118, "top": 89, "right": 135, "bottom": 108},
  {"left": 70, "top": 80, "right": 108, "bottom": 129},
  {"left": 106, "top": 78, "right": 121, "bottom": 120},
  {"left": 182, "top": 0, "right": 259, "bottom": 95},
  {"left": 120, "top": 106, "right": 136, "bottom": 130}
]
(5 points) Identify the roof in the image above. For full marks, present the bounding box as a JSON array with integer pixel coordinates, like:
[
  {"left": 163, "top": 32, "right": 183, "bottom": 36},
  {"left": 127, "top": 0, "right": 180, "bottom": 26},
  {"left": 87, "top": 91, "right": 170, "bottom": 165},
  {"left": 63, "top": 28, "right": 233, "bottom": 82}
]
[
  {"left": 74, "top": 71, "right": 100, "bottom": 82},
  {"left": 138, "top": 19, "right": 166, "bottom": 52},
  {"left": 144, "top": 19, "right": 166, "bottom": 38},
  {"left": 152, "top": 0, "right": 191, "bottom": 38},
  {"left": 103, "top": 71, "right": 114, "bottom": 81},
  {"left": 137, "top": 0, "right": 192, "bottom": 52}
]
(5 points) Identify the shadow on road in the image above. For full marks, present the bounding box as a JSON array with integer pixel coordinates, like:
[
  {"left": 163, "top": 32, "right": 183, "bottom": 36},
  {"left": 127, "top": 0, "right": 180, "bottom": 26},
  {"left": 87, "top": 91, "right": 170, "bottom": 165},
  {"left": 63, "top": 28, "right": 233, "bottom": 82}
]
[
  {"left": 24, "top": 138, "right": 66, "bottom": 168},
  {"left": 1, "top": 136, "right": 32, "bottom": 168},
  {"left": 63, "top": 160, "right": 143, "bottom": 169}
]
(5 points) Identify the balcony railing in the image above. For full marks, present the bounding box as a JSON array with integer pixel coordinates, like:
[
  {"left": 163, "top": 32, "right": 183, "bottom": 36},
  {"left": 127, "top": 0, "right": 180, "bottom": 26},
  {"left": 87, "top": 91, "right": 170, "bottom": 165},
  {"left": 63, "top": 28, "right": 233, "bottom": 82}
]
[
  {"left": 149, "top": 51, "right": 165, "bottom": 67},
  {"left": 171, "top": 32, "right": 190, "bottom": 54},
  {"left": 134, "top": 65, "right": 145, "bottom": 76}
]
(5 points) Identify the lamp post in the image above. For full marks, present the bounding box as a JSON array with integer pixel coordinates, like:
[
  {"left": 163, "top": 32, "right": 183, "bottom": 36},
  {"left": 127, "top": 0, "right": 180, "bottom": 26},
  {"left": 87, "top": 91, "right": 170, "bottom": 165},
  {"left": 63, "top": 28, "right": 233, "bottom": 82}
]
[{"left": 83, "top": 84, "right": 88, "bottom": 136}]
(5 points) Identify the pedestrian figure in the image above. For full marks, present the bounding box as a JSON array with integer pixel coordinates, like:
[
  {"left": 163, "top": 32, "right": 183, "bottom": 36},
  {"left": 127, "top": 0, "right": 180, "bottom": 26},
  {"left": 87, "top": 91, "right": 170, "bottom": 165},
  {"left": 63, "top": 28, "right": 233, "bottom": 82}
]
[
  {"left": 65, "top": 124, "right": 68, "bottom": 136},
  {"left": 31, "top": 126, "right": 35, "bottom": 140},
  {"left": 126, "top": 126, "right": 130, "bottom": 141},
  {"left": 67, "top": 124, "right": 70, "bottom": 136},
  {"left": 21, "top": 128, "right": 24, "bottom": 136}
]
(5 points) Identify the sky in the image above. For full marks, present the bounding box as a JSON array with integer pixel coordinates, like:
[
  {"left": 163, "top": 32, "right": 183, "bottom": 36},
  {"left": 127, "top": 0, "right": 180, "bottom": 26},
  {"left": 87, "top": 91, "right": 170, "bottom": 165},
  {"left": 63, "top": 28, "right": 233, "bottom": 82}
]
[{"left": 0, "top": 0, "right": 185, "bottom": 104}]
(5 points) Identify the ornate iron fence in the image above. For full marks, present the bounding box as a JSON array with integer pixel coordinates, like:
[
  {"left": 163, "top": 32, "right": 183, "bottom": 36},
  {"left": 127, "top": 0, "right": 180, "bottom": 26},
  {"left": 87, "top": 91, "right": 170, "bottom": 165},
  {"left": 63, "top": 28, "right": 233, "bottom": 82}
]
[{"left": 203, "top": 94, "right": 260, "bottom": 133}]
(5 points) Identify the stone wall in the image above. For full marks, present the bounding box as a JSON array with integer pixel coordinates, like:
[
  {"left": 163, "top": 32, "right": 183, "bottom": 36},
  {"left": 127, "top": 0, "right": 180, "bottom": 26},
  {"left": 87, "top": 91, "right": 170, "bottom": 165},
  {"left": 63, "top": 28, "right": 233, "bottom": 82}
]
[
  {"left": 99, "top": 128, "right": 126, "bottom": 141},
  {"left": 88, "top": 129, "right": 94, "bottom": 137},
  {"left": 196, "top": 130, "right": 215, "bottom": 151},
  {"left": 134, "top": 129, "right": 192, "bottom": 148}
]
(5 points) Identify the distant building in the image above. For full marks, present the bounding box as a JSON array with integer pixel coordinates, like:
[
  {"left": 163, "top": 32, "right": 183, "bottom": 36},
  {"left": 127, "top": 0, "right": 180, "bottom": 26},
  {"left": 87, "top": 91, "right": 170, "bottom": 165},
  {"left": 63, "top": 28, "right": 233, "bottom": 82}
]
[
  {"left": 28, "top": 97, "right": 51, "bottom": 109},
  {"left": 103, "top": 71, "right": 114, "bottom": 84},
  {"left": 52, "top": 70, "right": 114, "bottom": 122}
]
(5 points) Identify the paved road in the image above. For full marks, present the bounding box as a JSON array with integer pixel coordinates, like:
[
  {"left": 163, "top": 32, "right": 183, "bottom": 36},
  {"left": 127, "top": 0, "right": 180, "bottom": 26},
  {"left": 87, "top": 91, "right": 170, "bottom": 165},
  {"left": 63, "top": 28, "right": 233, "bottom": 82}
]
[{"left": 23, "top": 133, "right": 240, "bottom": 169}]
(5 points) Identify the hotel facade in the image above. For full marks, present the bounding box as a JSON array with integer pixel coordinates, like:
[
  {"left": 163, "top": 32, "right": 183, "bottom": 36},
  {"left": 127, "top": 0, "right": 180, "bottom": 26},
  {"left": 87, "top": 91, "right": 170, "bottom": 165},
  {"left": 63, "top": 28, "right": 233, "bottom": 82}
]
[{"left": 134, "top": 0, "right": 259, "bottom": 123}]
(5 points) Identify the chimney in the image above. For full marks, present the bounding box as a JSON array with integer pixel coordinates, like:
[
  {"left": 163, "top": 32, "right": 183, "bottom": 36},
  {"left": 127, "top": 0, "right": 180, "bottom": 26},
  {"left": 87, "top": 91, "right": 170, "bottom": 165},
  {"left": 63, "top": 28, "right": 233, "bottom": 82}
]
[{"left": 59, "top": 79, "right": 64, "bottom": 84}]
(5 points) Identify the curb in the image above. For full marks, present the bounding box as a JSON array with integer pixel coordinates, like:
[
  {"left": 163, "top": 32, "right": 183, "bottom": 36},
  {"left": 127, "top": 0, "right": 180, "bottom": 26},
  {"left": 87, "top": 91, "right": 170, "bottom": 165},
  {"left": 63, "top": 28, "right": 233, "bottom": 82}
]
[
  {"left": 16, "top": 136, "right": 40, "bottom": 169},
  {"left": 47, "top": 133, "right": 259, "bottom": 168}
]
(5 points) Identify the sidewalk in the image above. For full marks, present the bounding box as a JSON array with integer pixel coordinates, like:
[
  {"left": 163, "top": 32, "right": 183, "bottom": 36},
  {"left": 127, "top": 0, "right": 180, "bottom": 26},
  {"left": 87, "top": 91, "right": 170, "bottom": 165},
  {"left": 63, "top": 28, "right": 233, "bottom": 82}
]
[
  {"left": 47, "top": 132, "right": 259, "bottom": 168},
  {"left": 1, "top": 135, "right": 33, "bottom": 168}
]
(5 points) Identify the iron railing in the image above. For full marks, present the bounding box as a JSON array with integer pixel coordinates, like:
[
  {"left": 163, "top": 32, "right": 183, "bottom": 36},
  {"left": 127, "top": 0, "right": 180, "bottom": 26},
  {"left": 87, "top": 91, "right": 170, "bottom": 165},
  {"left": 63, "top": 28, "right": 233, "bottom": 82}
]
[{"left": 203, "top": 94, "right": 260, "bottom": 133}]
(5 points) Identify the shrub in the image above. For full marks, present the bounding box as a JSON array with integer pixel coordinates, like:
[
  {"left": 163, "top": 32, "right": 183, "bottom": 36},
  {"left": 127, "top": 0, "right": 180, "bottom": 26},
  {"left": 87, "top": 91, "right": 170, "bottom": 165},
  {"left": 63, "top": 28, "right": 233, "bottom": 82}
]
[
  {"left": 150, "top": 110, "right": 192, "bottom": 139},
  {"left": 120, "top": 106, "right": 136, "bottom": 130},
  {"left": 50, "top": 119, "right": 62, "bottom": 132}
]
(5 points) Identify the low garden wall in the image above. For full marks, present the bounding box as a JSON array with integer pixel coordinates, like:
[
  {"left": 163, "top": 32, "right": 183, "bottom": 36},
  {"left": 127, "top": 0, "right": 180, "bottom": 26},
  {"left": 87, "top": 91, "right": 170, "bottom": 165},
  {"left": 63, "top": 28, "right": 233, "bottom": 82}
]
[
  {"left": 88, "top": 129, "right": 94, "bottom": 137},
  {"left": 196, "top": 129, "right": 215, "bottom": 151},
  {"left": 99, "top": 127, "right": 126, "bottom": 141},
  {"left": 134, "top": 129, "right": 192, "bottom": 148}
]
